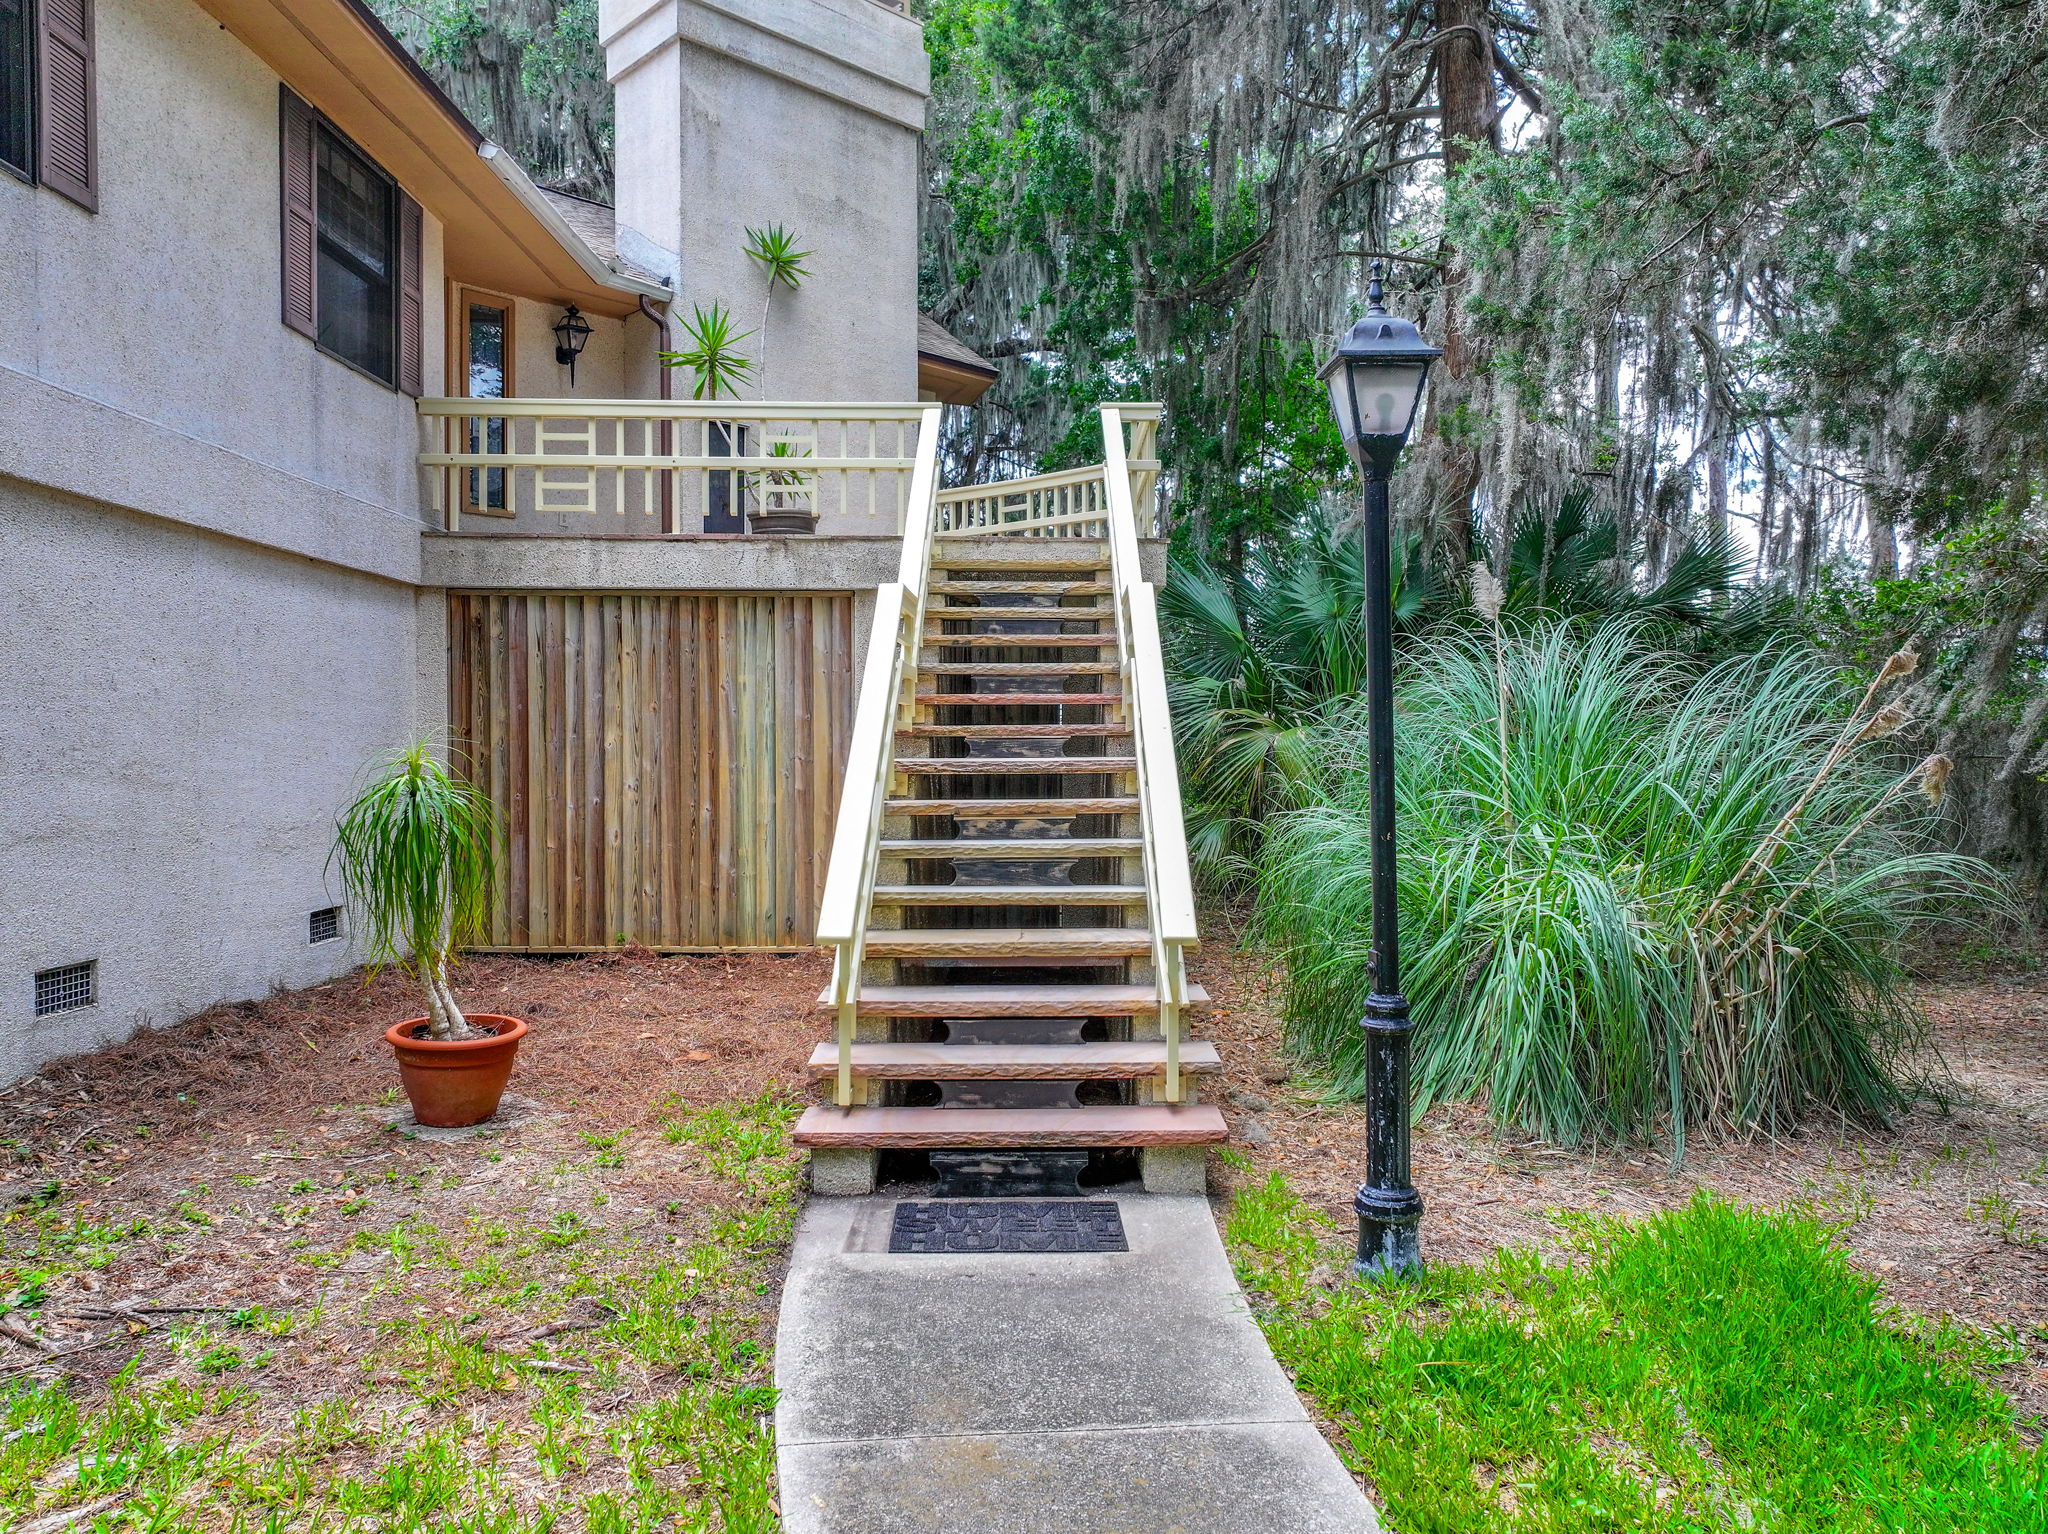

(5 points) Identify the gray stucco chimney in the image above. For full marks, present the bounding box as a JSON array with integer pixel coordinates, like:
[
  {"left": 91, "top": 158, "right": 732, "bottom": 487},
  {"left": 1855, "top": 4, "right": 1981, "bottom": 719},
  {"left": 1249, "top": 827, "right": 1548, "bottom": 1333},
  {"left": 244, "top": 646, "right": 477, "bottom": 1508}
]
[{"left": 602, "top": 0, "right": 930, "bottom": 402}]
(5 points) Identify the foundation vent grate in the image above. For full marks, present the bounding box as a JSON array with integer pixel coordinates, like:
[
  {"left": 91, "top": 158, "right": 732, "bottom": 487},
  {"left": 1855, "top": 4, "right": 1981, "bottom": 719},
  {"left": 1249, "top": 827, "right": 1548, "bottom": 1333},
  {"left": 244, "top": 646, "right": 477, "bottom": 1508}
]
[
  {"left": 309, "top": 907, "right": 342, "bottom": 945},
  {"left": 34, "top": 961, "right": 97, "bottom": 1018}
]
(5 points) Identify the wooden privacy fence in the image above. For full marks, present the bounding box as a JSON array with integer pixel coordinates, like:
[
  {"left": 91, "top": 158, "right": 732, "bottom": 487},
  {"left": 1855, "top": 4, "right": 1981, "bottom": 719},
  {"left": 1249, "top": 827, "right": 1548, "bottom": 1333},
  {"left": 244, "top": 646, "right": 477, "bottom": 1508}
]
[{"left": 448, "top": 591, "right": 857, "bottom": 950}]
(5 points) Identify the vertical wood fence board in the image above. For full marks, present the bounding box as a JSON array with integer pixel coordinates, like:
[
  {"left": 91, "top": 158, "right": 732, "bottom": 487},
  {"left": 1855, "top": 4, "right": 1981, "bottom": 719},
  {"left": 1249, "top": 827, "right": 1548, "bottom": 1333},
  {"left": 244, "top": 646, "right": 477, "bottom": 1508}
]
[{"left": 448, "top": 590, "right": 855, "bottom": 949}]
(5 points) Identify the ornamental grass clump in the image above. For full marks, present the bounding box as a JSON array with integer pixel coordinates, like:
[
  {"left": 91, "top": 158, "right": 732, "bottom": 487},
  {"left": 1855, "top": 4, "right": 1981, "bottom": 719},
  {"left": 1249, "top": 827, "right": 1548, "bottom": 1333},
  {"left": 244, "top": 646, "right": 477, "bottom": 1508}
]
[
  {"left": 1259, "top": 623, "right": 2002, "bottom": 1149},
  {"left": 331, "top": 744, "right": 499, "bottom": 1041}
]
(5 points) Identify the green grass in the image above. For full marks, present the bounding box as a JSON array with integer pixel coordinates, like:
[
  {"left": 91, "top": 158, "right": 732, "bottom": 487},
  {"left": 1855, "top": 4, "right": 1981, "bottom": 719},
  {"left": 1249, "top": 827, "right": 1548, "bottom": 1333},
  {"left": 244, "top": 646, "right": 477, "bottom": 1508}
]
[
  {"left": 0, "top": 1089, "right": 801, "bottom": 1532},
  {"left": 1227, "top": 1175, "right": 2043, "bottom": 1531}
]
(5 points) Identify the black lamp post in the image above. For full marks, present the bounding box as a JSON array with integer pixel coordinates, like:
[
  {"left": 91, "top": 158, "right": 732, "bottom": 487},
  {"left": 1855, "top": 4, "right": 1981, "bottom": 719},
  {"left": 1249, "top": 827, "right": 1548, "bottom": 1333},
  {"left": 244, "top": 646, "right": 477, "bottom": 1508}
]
[
  {"left": 553, "top": 305, "right": 594, "bottom": 384},
  {"left": 1318, "top": 264, "right": 1441, "bottom": 1281}
]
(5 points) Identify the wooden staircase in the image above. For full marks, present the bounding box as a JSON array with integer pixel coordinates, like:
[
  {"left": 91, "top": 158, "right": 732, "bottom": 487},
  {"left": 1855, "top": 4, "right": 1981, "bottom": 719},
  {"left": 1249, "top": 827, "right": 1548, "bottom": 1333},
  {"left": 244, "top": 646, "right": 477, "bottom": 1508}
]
[{"left": 798, "top": 405, "right": 1226, "bottom": 1195}]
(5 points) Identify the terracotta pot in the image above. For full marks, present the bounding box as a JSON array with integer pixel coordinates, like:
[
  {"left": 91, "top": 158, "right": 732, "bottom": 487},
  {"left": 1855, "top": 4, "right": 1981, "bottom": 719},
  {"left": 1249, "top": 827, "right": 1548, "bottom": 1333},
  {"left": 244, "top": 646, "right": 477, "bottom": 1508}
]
[{"left": 384, "top": 1014, "right": 528, "bottom": 1128}]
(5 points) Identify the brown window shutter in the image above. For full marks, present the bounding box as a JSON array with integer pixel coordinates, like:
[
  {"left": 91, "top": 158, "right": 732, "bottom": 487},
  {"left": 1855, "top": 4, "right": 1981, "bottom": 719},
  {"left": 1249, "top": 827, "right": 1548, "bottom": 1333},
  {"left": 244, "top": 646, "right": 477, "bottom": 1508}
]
[
  {"left": 38, "top": 0, "right": 95, "bottom": 210},
  {"left": 397, "top": 190, "right": 424, "bottom": 395},
  {"left": 278, "top": 86, "right": 317, "bottom": 339}
]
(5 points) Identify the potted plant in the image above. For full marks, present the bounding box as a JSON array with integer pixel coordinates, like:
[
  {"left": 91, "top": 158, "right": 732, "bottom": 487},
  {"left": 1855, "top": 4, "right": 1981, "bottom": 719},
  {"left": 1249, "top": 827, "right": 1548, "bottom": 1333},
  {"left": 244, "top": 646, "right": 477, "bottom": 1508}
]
[
  {"left": 332, "top": 744, "right": 522, "bottom": 1128},
  {"left": 747, "top": 437, "right": 818, "bottom": 534}
]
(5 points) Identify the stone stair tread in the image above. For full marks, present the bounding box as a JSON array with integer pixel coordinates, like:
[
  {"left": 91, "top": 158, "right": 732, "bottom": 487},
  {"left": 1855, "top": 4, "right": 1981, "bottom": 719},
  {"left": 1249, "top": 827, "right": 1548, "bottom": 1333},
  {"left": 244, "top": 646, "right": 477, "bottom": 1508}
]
[
  {"left": 870, "top": 885, "right": 1148, "bottom": 903},
  {"left": 814, "top": 983, "right": 1211, "bottom": 1015},
  {"left": 932, "top": 549, "right": 1107, "bottom": 568},
  {"left": 898, "top": 724, "right": 1129, "bottom": 738},
  {"left": 921, "top": 662, "right": 1122, "bottom": 675},
  {"left": 803, "top": 1042, "right": 1222, "bottom": 1080},
  {"left": 914, "top": 692, "right": 1124, "bottom": 706},
  {"left": 887, "top": 797, "right": 1139, "bottom": 815},
  {"left": 927, "top": 633, "right": 1115, "bottom": 647},
  {"left": 792, "top": 1103, "right": 1229, "bottom": 1148},
  {"left": 861, "top": 928, "right": 1154, "bottom": 958},
  {"left": 925, "top": 606, "right": 1112, "bottom": 621},
  {"left": 897, "top": 757, "right": 1137, "bottom": 774},
  {"left": 927, "top": 581, "right": 1111, "bottom": 595},
  {"left": 884, "top": 839, "right": 1140, "bottom": 854}
]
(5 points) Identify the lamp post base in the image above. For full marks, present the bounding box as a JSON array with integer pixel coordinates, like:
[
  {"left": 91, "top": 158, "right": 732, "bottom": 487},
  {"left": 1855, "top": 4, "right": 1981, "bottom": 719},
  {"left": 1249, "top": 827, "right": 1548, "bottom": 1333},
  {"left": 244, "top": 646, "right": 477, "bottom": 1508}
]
[{"left": 1352, "top": 1182, "right": 1424, "bottom": 1282}]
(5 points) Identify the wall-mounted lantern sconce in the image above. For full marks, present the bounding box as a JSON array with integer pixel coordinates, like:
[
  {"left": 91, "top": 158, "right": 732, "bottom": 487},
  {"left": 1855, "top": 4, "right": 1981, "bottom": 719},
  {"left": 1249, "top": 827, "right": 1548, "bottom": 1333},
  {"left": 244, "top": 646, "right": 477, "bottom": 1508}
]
[{"left": 553, "top": 305, "right": 593, "bottom": 385}]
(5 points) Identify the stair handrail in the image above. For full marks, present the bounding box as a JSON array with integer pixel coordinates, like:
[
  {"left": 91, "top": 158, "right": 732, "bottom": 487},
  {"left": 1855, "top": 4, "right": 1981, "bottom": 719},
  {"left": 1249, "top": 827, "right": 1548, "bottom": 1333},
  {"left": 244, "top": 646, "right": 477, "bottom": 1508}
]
[
  {"left": 1098, "top": 404, "right": 1198, "bottom": 1101},
  {"left": 816, "top": 403, "right": 946, "bottom": 1106}
]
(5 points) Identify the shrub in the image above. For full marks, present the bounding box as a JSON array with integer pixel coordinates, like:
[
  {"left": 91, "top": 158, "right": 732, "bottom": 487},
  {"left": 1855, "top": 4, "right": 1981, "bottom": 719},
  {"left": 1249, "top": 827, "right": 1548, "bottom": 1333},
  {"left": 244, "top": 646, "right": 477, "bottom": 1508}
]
[{"left": 1259, "top": 621, "right": 2002, "bottom": 1148}]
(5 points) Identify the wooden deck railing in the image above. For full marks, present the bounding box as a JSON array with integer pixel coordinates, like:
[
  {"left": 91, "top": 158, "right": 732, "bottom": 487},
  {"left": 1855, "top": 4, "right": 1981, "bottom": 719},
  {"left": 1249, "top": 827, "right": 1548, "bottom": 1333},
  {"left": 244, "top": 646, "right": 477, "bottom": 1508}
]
[
  {"left": 1097, "top": 404, "right": 1197, "bottom": 1100},
  {"left": 417, "top": 399, "right": 930, "bottom": 532},
  {"left": 814, "top": 405, "right": 946, "bottom": 1104}
]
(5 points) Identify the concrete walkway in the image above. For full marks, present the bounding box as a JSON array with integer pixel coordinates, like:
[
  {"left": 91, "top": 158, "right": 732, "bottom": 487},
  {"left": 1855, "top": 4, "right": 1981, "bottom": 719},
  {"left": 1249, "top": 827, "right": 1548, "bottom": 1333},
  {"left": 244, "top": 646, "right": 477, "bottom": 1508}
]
[{"left": 774, "top": 1194, "right": 1382, "bottom": 1533}]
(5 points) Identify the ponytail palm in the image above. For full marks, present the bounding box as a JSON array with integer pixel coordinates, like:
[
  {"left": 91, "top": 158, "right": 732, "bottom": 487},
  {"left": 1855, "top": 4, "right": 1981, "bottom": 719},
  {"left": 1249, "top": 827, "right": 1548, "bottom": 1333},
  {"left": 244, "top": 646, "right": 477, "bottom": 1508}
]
[{"left": 332, "top": 744, "right": 500, "bottom": 1040}]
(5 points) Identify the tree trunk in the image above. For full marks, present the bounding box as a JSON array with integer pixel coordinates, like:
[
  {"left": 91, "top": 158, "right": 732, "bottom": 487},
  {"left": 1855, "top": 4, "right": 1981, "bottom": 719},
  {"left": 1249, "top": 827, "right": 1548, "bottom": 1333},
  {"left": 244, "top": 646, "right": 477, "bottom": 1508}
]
[
  {"left": 1795, "top": 481, "right": 1819, "bottom": 595},
  {"left": 1867, "top": 496, "right": 1898, "bottom": 580},
  {"left": 1431, "top": 0, "right": 1498, "bottom": 566},
  {"left": 1759, "top": 429, "right": 1779, "bottom": 574}
]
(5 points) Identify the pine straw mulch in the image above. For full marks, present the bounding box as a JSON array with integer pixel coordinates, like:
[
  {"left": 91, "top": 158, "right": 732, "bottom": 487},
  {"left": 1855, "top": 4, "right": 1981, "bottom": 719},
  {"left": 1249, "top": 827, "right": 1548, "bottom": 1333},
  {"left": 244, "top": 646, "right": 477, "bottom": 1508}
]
[
  {"left": 1192, "top": 933, "right": 2048, "bottom": 1431},
  {"left": 2, "top": 935, "right": 2042, "bottom": 1449},
  {"left": 0, "top": 948, "right": 827, "bottom": 1406}
]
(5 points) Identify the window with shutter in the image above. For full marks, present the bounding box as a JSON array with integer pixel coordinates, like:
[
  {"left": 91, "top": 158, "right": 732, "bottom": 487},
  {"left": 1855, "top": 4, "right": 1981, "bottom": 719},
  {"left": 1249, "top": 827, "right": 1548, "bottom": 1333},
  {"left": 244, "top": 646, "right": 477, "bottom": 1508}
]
[
  {"left": 0, "top": 0, "right": 31, "bottom": 184},
  {"left": 278, "top": 91, "right": 423, "bottom": 392},
  {"left": 37, "top": 0, "right": 93, "bottom": 210}
]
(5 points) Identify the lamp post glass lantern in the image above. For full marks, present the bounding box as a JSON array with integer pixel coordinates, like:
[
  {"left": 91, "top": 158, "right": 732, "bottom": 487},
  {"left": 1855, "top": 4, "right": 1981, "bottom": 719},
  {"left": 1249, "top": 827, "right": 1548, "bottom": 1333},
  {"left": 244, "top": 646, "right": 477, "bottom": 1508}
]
[{"left": 1318, "top": 264, "right": 1440, "bottom": 1281}]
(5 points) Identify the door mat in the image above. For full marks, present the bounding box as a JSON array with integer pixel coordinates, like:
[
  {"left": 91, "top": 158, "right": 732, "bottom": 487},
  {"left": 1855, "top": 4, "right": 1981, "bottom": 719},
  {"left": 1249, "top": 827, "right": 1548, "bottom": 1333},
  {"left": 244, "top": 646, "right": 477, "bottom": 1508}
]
[{"left": 889, "top": 1200, "right": 1128, "bottom": 1254}]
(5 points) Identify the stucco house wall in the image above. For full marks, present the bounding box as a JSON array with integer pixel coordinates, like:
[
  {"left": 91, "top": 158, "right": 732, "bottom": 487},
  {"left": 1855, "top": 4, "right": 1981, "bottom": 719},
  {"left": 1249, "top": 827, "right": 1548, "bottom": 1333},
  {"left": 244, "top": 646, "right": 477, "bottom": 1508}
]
[
  {"left": 0, "top": 482, "right": 425, "bottom": 1074},
  {"left": 0, "top": 0, "right": 446, "bottom": 1061},
  {"left": 0, "top": 0, "right": 447, "bottom": 538}
]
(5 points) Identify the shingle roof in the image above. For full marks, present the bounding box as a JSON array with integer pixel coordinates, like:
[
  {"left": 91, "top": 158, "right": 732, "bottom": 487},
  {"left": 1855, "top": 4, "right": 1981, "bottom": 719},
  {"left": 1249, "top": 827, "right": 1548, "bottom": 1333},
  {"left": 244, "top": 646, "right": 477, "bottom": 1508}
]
[
  {"left": 917, "top": 315, "right": 997, "bottom": 376},
  {"left": 536, "top": 188, "right": 667, "bottom": 286}
]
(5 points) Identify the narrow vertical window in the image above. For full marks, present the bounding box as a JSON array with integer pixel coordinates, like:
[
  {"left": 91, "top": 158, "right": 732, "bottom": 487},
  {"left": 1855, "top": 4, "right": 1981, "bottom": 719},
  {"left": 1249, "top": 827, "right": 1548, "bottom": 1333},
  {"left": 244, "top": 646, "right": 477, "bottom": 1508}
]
[
  {"left": 314, "top": 124, "right": 396, "bottom": 383},
  {"left": 464, "top": 297, "right": 511, "bottom": 513},
  {"left": 0, "top": 0, "right": 36, "bottom": 183}
]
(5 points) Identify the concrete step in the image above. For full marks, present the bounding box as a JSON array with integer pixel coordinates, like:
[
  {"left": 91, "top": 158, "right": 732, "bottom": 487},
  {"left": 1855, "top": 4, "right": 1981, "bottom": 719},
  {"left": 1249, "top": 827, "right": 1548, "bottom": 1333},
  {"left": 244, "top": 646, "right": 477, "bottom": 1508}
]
[
  {"left": 871, "top": 886, "right": 1148, "bottom": 905},
  {"left": 792, "top": 1102, "right": 1229, "bottom": 1148},
  {"left": 927, "top": 581, "right": 1110, "bottom": 596},
  {"left": 887, "top": 797, "right": 1138, "bottom": 816},
  {"left": 861, "top": 928, "right": 1153, "bottom": 959},
  {"left": 804, "top": 1041, "right": 1221, "bottom": 1081},
  {"left": 816, "top": 983, "right": 1210, "bottom": 1016},
  {"left": 896, "top": 757, "right": 1136, "bottom": 775},
  {"left": 880, "top": 838, "right": 1143, "bottom": 855},
  {"left": 914, "top": 691, "right": 1123, "bottom": 707}
]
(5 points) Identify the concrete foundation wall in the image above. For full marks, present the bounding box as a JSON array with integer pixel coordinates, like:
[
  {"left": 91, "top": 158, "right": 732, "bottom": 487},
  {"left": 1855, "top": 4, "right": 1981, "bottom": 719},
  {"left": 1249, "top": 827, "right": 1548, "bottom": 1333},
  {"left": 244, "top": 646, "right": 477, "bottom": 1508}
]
[{"left": 0, "top": 482, "right": 423, "bottom": 1078}]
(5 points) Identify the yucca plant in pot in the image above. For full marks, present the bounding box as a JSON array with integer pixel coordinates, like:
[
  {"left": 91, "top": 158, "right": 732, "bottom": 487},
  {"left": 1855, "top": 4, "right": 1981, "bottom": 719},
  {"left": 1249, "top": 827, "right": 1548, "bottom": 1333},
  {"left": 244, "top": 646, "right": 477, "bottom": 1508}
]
[{"left": 332, "top": 744, "right": 521, "bottom": 1128}]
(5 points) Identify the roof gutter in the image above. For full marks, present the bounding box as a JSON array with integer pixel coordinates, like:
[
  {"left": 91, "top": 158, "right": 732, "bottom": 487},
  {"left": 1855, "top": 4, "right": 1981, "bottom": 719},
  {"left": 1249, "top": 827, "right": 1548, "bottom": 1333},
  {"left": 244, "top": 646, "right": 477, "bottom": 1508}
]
[{"left": 477, "top": 143, "right": 673, "bottom": 303}]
